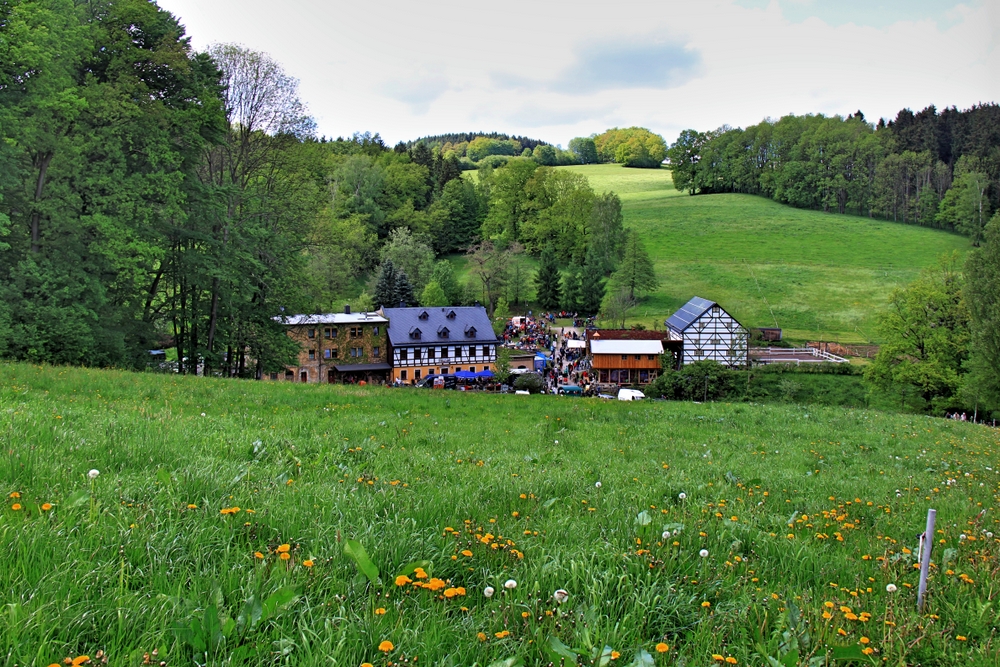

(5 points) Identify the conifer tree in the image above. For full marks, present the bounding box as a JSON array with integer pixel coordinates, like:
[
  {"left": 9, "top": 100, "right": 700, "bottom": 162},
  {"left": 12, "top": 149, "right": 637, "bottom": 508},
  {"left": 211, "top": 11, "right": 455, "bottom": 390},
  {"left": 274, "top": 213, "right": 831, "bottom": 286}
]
[
  {"left": 561, "top": 264, "right": 582, "bottom": 312},
  {"left": 395, "top": 270, "right": 415, "bottom": 307},
  {"left": 374, "top": 260, "right": 397, "bottom": 309},
  {"left": 580, "top": 247, "right": 606, "bottom": 315},
  {"left": 534, "top": 245, "right": 562, "bottom": 310},
  {"left": 608, "top": 229, "right": 658, "bottom": 301}
]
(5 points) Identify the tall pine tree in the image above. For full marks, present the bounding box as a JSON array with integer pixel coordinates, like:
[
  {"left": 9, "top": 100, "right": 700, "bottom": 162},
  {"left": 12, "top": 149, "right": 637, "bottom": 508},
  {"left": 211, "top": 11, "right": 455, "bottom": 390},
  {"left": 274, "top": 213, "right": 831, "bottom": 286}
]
[
  {"left": 561, "top": 264, "right": 582, "bottom": 312},
  {"left": 580, "top": 246, "right": 606, "bottom": 315},
  {"left": 534, "top": 244, "right": 562, "bottom": 310},
  {"left": 395, "top": 270, "right": 415, "bottom": 307},
  {"left": 374, "top": 260, "right": 397, "bottom": 309},
  {"left": 608, "top": 229, "right": 658, "bottom": 301}
]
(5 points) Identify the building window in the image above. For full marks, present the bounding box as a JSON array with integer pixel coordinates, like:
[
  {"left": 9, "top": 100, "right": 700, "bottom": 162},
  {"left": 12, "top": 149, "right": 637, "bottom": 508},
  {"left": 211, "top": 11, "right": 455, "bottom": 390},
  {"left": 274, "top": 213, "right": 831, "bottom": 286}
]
[
  {"left": 428, "top": 348, "right": 436, "bottom": 359},
  {"left": 694, "top": 348, "right": 704, "bottom": 357},
  {"left": 308, "top": 350, "right": 316, "bottom": 360},
  {"left": 269, "top": 372, "right": 278, "bottom": 380},
  {"left": 285, "top": 370, "right": 294, "bottom": 380},
  {"left": 307, "top": 328, "right": 315, "bottom": 339},
  {"left": 330, "top": 347, "right": 338, "bottom": 359},
  {"left": 647, "top": 355, "right": 656, "bottom": 360},
  {"left": 441, "top": 367, "right": 449, "bottom": 374},
  {"left": 324, "top": 328, "right": 332, "bottom": 338},
  {"left": 323, "top": 349, "right": 331, "bottom": 359},
  {"left": 428, "top": 368, "right": 435, "bottom": 375},
  {"left": 373, "top": 326, "right": 379, "bottom": 336},
  {"left": 351, "top": 347, "right": 363, "bottom": 358},
  {"left": 414, "top": 369, "right": 421, "bottom": 380},
  {"left": 400, "top": 370, "right": 407, "bottom": 380},
  {"left": 469, "top": 366, "right": 476, "bottom": 373},
  {"left": 448, "top": 347, "right": 454, "bottom": 358},
  {"left": 373, "top": 346, "right": 380, "bottom": 357},
  {"left": 634, "top": 354, "right": 641, "bottom": 360},
  {"left": 350, "top": 327, "right": 362, "bottom": 338},
  {"left": 621, "top": 354, "right": 628, "bottom": 360}
]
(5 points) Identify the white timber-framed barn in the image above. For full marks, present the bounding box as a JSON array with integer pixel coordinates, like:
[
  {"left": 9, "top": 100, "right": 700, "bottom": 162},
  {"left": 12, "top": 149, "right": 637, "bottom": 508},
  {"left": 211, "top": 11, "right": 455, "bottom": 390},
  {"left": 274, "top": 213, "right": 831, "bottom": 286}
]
[{"left": 666, "top": 296, "right": 748, "bottom": 368}]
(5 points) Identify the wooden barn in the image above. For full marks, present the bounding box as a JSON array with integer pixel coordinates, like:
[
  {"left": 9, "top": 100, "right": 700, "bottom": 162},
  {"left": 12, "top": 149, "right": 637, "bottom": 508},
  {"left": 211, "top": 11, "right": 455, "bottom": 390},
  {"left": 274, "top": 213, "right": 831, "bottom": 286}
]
[{"left": 666, "top": 297, "right": 748, "bottom": 368}]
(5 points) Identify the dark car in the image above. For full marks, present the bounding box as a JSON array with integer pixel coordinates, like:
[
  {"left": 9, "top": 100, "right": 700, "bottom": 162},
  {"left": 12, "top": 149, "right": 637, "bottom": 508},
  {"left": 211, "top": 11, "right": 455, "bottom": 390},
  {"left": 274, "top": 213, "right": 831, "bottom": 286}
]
[{"left": 416, "top": 374, "right": 458, "bottom": 389}]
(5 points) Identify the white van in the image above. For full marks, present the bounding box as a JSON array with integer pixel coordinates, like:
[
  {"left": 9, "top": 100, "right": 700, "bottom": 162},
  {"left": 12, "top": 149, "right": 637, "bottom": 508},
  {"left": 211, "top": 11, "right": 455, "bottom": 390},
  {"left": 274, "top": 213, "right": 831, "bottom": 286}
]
[{"left": 617, "top": 388, "right": 645, "bottom": 401}]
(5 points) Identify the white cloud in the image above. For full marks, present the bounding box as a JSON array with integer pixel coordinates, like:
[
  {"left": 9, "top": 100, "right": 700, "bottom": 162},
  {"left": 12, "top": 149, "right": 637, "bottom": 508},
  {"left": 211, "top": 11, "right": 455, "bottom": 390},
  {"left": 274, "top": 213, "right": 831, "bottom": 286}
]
[{"left": 157, "top": 0, "right": 999, "bottom": 146}]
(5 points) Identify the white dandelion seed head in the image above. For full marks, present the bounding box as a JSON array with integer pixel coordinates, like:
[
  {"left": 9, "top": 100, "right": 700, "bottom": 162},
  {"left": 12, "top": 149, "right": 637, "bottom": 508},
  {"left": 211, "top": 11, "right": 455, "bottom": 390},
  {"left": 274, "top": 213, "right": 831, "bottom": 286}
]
[
  {"left": 959, "top": 534, "right": 967, "bottom": 541},
  {"left": 699, "top": 549, "right": 709, "bottom": 558},
  {"left": 87, "top": 469, "right": 100, "bottom": 480},
  {"left": 595, "top": 481, "right": 602, "bottom": 489},
  {"left": 201, "top": 412, "right": 206, "bottom": 417},
  {"left": 504, "top": 578, "right": 517, "bottom": 589},
  {"left": 678, "top": 492, "right": 687, "bottom": 500},
  {"left": 554, "top": 440, "right": 559, "bottom": 444},
  {"left": 886, "top": 584, "right": 897, "bottom": 593},
  {"left": 987, "top": 531, "right": 994, "bottom": 539},
  {"left": 662, "top": 531, "right": 671, "bottom": 539},
  {"left": 553, "top": 589, "right": 569, "bottom": 604},
  {"left": 483, "top": 586, "right": 495, "bottom": 598}
]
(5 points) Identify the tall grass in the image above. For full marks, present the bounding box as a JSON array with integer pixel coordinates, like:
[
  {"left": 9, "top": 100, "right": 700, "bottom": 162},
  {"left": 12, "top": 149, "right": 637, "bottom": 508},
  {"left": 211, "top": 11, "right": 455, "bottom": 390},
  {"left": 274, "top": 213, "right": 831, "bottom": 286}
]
[{"left": 1, "top": 363, "right": 997, "bottom": 666}]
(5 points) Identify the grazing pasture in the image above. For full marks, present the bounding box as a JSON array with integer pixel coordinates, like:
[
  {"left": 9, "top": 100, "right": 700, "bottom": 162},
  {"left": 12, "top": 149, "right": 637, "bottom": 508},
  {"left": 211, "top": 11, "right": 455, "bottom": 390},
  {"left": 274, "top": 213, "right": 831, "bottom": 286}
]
[
  {"left": 557, "top": 165, "right": 970, "bottom": 343},
  {"left": 1, "top": 363, "right": 997, "bottom": 666}
]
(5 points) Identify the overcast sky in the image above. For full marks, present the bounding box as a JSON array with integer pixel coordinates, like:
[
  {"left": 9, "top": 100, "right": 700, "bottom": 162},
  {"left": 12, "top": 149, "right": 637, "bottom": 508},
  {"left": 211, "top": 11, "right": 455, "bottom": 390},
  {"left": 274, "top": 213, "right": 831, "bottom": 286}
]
[{"left": 156, "top": 0, "right": 999, "bottom": 147}]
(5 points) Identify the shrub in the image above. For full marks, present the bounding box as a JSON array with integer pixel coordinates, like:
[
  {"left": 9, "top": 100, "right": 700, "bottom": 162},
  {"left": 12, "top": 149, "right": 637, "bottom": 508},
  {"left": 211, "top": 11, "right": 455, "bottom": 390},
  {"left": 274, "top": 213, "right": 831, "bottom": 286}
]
[{"left": 513, "top": 372, "right": 545, "bottom": 394}]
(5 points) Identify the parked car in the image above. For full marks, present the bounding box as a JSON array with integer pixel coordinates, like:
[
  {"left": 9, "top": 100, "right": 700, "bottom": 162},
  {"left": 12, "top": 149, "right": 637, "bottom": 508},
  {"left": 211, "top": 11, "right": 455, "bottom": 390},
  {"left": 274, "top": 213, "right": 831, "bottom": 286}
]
[
  {"left": 416, "top": 374, "right": 458, "bottom": 389},
  {"left": 617, "top": 388, "right": 646, "bottom": 401},
  {"left": 558, "top": 384, "right": 583, "bottom": 396}
]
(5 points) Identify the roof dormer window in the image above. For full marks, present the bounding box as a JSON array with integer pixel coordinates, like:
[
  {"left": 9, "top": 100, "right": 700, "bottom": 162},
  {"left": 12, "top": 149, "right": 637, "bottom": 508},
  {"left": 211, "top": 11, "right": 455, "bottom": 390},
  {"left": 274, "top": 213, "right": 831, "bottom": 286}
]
[
  {"left": 446, "top": 310, "right": 457, "bottom": 319},
  {"left": 438, "top": 326, "right": 450, "bottom": 338},
  {"left": 409, "top": 327, "right": 422, "bottom": 339},
  {"left": 464, "top": 326, "right": 477, "bottom": 337},
  {"left": 418, "top": 310, "right": 429, "bottom": 320}
]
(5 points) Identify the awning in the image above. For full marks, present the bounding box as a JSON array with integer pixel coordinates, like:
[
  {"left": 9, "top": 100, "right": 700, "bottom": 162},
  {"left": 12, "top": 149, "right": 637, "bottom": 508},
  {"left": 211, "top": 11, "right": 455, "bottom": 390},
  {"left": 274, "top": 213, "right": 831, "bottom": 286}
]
[
  {"left": 476, "top": 369, "right": 494, "bottom": 378},
  {"left": 566, "top": 340, "right": 586, "bottom": 349},
  {"left": 333, "top": 363, "right": 392, "bottom": 372},
  {"left": 454, "top": 371, "right": 477, "bottom": 379}
]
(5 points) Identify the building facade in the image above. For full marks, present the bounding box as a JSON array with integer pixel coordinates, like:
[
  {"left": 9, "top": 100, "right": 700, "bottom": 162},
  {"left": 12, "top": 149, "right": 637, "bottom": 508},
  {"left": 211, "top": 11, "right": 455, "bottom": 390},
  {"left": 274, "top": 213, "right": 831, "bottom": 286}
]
[
  {"left": 269, "top": 307, "right": 391, "bottom": 384},
  {"left": 666, "top": 296, "right": 747, "bottom": 368},
  {"left": 382, "top": 306, "right": 498, "bottom": 383},
  {"left": 589, "top": 339, "right": 664, "bottom": 385}
]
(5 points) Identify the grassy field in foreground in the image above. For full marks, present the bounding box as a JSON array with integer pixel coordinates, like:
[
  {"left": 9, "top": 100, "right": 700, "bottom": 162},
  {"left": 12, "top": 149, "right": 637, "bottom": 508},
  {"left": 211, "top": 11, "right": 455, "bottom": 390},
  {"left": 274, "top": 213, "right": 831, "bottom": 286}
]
[
  {"left": 1, "top": 364, "right": 998, "bottom": 666},
  {"left": 555, "top": 165, "right": 971, "bottom": 343}
]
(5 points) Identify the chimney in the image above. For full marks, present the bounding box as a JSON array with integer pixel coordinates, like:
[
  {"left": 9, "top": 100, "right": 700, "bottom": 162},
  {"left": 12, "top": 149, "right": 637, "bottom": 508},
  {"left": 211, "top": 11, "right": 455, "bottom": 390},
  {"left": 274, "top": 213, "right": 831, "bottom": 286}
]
[
  {"left": 344, "top": 304, "right": 351, "bottom": 314},
  {"left": 399, "top": 300, "right": 406, "bottom": 308}
]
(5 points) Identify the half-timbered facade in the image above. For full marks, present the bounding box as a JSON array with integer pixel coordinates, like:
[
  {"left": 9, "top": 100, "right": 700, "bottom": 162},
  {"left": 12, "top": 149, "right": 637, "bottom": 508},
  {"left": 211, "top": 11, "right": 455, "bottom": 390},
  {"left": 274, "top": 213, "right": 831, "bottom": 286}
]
[
  {"left": 666, "top": 297, "right": 748, "bottom": 368},
  {"left": 382, "top": 306, "right": 499, "bottom": 383}
]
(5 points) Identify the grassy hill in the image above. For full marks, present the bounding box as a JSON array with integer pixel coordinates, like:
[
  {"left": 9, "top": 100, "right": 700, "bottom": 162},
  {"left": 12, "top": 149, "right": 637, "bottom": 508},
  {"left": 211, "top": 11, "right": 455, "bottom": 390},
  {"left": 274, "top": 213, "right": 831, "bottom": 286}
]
[
  {"left": 557, "top": 165, "right": 970, "bottom": 343},
  {"left": 2, "top": 363, "right": 997, "bottom": 665}
]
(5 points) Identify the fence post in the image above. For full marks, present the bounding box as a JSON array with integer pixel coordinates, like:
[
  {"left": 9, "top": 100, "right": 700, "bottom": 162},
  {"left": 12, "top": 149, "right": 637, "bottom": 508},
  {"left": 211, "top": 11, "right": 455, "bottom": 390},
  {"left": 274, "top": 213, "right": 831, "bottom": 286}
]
[{"left": 917, "top": 508, "right": 937, "bottom": 613}]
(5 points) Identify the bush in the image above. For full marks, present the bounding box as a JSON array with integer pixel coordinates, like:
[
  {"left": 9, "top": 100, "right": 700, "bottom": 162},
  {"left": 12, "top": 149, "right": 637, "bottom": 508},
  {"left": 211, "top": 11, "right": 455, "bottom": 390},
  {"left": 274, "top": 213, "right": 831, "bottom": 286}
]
[{"left": 513, "top": 373, "right": 545, "bottom": 394}]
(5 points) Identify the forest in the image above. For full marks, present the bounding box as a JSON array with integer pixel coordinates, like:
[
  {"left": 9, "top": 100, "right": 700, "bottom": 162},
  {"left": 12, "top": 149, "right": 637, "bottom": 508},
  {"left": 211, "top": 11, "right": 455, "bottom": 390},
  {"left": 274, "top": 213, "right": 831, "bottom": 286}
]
[
  {"left": 0, "top": 0, "right": 660, "bottom": 376},
  {"left": 667, "top": 106, "right": 1000, "bottom": 244}
]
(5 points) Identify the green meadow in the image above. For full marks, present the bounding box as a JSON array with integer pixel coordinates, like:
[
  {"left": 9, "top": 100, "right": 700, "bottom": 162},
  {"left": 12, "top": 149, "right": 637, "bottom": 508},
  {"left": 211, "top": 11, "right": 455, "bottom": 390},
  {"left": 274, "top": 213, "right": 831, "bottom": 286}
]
[
  {"left": 555, "top": 165, "right": 971, "bottom": 342},
  {"left": 2, "top": 363, "right": 998, "bottom": 666}
]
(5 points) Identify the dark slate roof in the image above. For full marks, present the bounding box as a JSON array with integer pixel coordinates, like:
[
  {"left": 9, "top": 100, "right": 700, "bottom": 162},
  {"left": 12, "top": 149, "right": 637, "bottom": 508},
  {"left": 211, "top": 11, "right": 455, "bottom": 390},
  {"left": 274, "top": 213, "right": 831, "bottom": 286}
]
[
  {"left": 383, "top": 306, "right": 498, "bottom": 347},
  {"left": 666, "top": 296, "right": 717, "bottom": 333}
]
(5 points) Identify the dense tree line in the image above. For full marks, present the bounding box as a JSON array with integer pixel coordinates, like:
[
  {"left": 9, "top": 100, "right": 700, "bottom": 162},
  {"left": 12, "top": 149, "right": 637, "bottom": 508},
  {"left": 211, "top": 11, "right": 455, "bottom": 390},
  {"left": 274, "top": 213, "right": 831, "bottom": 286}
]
[
  {"left": 568, "top": 128, "right": 668, "bottom": 168},
  {"left": 0, "top": 0, "right": 660, "bottom": 374},
  {"left": 667, "top": 106, "right": 1000, "bottom": 243}
]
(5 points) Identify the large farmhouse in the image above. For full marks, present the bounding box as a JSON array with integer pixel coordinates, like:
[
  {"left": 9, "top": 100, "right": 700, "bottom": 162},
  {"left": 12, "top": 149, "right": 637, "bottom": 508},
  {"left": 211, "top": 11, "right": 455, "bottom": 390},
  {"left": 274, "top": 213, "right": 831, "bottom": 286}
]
[
  {"left": 270, "top": 307, "right": 391, "bottom": 384},
  {"left": 666, "top": 297, "right": 748, "bottom": 368},
  {"left": 382, "top": 306, "right": 498, "bottom": 383}
]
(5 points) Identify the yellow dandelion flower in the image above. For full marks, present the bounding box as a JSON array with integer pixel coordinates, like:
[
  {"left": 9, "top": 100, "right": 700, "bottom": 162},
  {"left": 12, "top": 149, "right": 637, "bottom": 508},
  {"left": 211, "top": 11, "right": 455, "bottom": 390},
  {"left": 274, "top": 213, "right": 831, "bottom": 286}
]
[
  {"left": 10, "top": 503, "right": 21, "bottom": 511},
  {"left": 859, "top": 637, "right": 870, "bottom": 645},
  {"left": 279, "top": 552, "right": 291, "bottom": 560},
  {"left": 477, "top": 632, "right": 487, "bottom": 641},
  {"left": 611, "top": 651, "right": 620, "bottom": 659},
  {"left": 702, "top": 601, "right": 711, "bottom": 608},
  {"left": 254, "top": 551, "right": 265, "bottom": 559},
  {"left": 395, "top": 575, "right": 412, "bottom": 586},
  {"left": 41, "top": 503, "right": 53, "bottom": 511},
  {"left": 276, "top": 543, "right": 291, "bottom": 553},
  {"left": 375, "top": 607, "right": 386, "bottom": 615},
  {"left": 726, "top": 659, "right": 738, "bottom": 665},
  {"left": 956, "top": 635, "right": 967, "bottom": 641},
  {"left": 655, "top": 643, "right": 669, "bottom": 653},
  {"left": 461, "top": 549, "right": 473, "bottom": 557},
  {"left": 712, "top": 655, "right": 725, "bottom": 662},
  {"left": 378, "top": 640, "right": 394, "bottom": 652},
  {"left": 187, "top": 504, "right": 197, "bottom": 509},
  {"left": 8, "top": 492, "right": 19, "bottom": 499},
  {"left": 303, "top": 559, "right": 314, "bottom": 567}
]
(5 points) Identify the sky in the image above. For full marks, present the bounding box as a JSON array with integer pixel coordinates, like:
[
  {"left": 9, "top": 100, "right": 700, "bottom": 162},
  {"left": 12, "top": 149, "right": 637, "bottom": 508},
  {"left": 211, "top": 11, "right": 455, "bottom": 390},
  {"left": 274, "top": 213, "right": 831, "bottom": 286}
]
[{"left": 156, "top": 0, "right": 999, "bottom": 147}]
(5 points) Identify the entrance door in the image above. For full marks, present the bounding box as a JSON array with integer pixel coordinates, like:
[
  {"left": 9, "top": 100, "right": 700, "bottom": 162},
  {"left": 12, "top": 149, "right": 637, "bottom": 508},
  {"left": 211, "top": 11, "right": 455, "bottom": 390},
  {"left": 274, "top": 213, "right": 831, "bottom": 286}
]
[
  {"left": 300, "top": 370, "right": 308, "bottom": 383},
  {"left": 328, "top": 369, "right": 336, "bottom": 383}
]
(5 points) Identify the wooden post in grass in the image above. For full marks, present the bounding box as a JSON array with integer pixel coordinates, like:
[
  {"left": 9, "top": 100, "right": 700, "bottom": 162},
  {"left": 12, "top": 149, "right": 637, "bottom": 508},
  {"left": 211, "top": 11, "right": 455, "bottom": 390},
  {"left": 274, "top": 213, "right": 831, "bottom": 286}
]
[{"left": 917, "top": 508, "right": 937, "bottom": 613}]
